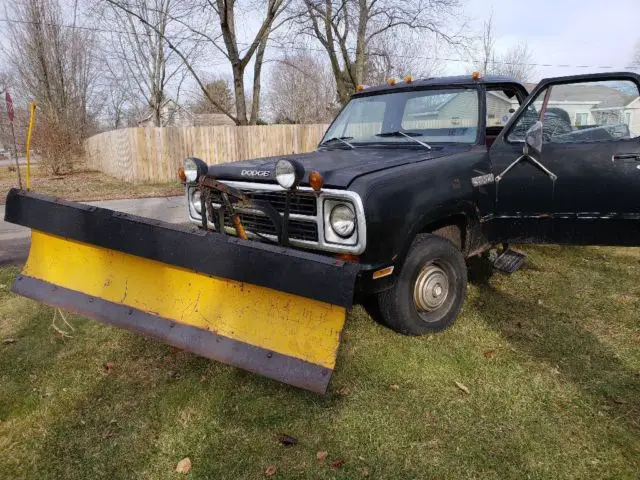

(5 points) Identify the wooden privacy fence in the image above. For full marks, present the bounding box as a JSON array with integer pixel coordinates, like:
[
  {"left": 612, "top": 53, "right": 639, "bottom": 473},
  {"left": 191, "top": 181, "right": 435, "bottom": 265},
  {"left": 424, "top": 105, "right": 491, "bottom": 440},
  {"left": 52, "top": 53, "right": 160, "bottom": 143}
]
[{"left": 83, "top": 124, "right": 329, "bottom": 183}]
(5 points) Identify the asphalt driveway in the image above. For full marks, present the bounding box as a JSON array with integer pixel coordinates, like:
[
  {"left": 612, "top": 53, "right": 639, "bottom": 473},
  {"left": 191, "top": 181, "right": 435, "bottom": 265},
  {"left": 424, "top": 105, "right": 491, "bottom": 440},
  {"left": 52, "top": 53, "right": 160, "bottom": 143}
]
[{"left": 0, "top": 195, "right": 186, "bottom": 265}]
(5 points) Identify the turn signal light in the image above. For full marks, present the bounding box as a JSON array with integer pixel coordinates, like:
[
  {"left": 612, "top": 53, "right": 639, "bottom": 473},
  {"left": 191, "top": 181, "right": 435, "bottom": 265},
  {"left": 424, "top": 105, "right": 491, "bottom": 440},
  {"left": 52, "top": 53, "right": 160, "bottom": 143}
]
[
  {"left": 404, "top": 75, "right": 413, "bottom": 83},
  {"left": 178, "top": 167, "right": 187, "bottom": 182},
  {"left": 372, "top": 266, "right": 394, "bottom": 279},
  {"left": 309, "top": 170, "right": 324, "bottom": 191},
  {"left": 335, "top": 253, "right": 360, "bottom": 263},
  {"left": 471, "top": 71, "right": 481, "bottom": 80},
  {"left": 387, "top": 78, "right": 397, "bottom": 86}
]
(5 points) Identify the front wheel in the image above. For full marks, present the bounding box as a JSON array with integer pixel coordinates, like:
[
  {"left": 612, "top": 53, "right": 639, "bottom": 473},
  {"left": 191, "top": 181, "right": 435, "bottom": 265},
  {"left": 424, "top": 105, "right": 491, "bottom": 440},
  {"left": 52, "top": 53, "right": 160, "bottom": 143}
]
[{"left": 377, "top": 234, "right": 467, "bottom": 335}]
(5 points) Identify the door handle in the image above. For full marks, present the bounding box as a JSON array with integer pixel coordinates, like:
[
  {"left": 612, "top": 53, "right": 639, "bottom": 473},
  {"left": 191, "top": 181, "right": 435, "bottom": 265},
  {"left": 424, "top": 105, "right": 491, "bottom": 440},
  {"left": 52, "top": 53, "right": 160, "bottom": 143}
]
[{"left": 612, "top": 153, "right": 640, "bottom": 162}]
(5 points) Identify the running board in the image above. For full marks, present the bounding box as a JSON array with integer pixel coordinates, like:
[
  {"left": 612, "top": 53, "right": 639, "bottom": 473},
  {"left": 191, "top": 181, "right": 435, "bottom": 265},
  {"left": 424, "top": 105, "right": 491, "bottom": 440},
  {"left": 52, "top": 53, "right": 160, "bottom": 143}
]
[{"left": 493, "top": 247, "right": 527, "bottom": 273}]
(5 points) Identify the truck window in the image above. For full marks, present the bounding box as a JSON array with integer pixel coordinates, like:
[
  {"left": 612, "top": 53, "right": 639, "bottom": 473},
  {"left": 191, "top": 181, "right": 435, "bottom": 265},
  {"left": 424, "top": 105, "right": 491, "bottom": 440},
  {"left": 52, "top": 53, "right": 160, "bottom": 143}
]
[
  {"left": 339, "top": 99, "right": 386, "bottom": 139},
  {"left": 323, "top": 88, "right": 480, "bottom": 146},
  {"left": 508, "top": 79, "right": 640, "bottom": 143},
  {"left": 486, "top": 89, "right": 521, "bottom": 128},
  {"left": 401, "top": 90, "right": 478, "bottom": 133}
]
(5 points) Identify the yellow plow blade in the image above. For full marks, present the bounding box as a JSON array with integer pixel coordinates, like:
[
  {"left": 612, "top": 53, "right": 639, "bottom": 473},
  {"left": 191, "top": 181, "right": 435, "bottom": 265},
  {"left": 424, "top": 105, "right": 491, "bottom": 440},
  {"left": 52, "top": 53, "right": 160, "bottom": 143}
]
[{"left": 5, "top": 190, "right": 359, "bottom": 393}]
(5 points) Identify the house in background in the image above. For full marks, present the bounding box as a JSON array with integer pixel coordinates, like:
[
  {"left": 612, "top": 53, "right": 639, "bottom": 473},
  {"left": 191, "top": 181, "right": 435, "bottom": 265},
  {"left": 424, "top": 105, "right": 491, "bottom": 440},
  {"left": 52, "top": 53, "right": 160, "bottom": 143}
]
[{"left": 137, "top": 99, "right": 236, "bottom": 127}]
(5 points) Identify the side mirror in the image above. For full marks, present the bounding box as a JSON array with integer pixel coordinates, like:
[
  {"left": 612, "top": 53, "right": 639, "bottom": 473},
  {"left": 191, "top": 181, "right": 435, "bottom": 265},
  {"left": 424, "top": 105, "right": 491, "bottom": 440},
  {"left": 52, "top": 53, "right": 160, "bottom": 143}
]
[{"left": 523, "top": 121, "right": 543, "bottom": 157}]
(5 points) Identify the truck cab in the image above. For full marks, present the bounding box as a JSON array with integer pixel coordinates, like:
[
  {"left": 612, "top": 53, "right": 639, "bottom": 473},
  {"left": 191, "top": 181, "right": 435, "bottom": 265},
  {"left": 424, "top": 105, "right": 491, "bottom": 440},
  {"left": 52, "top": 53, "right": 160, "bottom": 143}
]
[{"left": 183, "top": 72, "right": 640, "bottom": 335}]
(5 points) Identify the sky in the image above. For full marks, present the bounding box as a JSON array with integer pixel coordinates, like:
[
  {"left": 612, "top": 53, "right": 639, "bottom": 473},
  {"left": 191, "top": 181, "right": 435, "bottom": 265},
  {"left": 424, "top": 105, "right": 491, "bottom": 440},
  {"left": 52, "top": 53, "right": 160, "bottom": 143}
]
[
  {"left": 0, "top": 0, "right": 638, "bottom": 93},
  {"left": 460, "top": 0, "right": 640, "bottom": 80}
]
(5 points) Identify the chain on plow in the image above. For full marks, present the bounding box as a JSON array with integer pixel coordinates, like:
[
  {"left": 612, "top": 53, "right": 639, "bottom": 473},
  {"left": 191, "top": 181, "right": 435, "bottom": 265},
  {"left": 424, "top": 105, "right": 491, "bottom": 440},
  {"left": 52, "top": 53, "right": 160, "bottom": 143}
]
[{"left": 198, "top": 176, "right": 292, "bottom": 246}]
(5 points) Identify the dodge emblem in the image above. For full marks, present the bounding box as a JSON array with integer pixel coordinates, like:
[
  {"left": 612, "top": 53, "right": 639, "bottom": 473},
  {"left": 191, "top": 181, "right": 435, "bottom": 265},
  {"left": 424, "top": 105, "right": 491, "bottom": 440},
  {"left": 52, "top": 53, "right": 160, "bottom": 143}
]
[{"left": 241, "top": 169, "right": 271, "bottom": 177}]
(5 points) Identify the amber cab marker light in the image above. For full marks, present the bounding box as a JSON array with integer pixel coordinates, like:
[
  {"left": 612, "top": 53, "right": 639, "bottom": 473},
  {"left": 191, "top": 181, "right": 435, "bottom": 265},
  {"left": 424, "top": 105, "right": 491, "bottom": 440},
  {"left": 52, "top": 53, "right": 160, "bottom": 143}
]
[
  {"left": 372, "top": 266, "right": 394, "bottom": 279},
  {"left": 471, "top": 71, "right": 481, "bottom": 80},
  {"left": 404, "top": 75, "right": 413, "bottom": 84},
  {"left": 356, "top": 84, "right": 365, "bottom": 92},
  {"left": 387, "top": 78, "right": 397, "bottom": 86},
  {"left": 177, "top": 166, "right": 187, "bottom": 182},
  {"left": 309, "top": 170, "right": 324, "bottom": 191}
]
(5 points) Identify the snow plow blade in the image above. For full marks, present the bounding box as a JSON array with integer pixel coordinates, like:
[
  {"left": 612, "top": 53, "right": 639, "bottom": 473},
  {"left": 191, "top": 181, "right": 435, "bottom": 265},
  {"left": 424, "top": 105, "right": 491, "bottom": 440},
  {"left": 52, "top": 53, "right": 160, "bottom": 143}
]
[{"left": 4, "top": 189, "right": 359, "bottom": 394}]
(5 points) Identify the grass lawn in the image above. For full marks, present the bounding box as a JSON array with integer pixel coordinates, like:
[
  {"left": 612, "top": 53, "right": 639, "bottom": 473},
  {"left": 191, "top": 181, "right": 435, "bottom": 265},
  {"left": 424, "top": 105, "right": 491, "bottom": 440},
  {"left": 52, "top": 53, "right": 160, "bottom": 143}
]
[
  {"left": 0, "top": 165, "right": 182, "bottom": 205},
  {"left": 0, "top": 245, "right": 638, "bottom": 479}
]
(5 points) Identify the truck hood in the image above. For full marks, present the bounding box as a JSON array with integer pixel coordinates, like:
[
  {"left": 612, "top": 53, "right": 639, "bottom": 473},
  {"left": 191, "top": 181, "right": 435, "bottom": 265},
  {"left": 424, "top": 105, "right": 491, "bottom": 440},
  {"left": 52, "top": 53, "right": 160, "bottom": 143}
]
[{"left": 207, "top": 145, "right": 472, "bottom": 189}]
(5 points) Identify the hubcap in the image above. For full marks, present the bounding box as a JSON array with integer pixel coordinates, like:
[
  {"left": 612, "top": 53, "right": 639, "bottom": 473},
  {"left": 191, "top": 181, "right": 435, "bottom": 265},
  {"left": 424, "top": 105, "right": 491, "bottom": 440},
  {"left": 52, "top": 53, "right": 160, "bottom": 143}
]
[{"left": 414, "top": 264, "right": 449, "bottom": 313}]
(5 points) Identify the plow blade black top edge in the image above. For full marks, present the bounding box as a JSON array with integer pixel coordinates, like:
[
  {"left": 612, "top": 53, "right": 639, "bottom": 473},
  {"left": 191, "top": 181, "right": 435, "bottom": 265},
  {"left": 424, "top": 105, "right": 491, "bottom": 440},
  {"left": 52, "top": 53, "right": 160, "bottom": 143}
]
[{"left": 4, "top": 189, "right": 360, "bottom": 307}]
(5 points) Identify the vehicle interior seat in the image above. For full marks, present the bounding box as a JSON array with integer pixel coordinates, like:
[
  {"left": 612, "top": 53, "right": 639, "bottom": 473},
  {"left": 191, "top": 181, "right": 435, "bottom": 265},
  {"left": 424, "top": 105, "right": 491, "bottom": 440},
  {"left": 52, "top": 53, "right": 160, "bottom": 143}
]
[{"left": 486, "top": 126, "right": 503, "bottom": 148}]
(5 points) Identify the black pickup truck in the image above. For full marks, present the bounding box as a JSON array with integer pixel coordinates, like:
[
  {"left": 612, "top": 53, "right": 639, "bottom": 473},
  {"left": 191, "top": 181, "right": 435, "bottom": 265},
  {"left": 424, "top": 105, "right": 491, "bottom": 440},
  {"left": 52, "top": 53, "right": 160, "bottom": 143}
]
[{"left": 182, "top": 72, "right": 640, "bottom": 335}]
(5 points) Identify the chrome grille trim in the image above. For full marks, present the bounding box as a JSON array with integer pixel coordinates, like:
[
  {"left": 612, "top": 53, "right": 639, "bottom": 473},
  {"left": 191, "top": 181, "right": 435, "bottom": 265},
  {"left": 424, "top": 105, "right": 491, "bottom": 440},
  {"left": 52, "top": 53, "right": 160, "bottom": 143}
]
[{"left": 186, "top": 181, "right": 367, "bottom": 255}]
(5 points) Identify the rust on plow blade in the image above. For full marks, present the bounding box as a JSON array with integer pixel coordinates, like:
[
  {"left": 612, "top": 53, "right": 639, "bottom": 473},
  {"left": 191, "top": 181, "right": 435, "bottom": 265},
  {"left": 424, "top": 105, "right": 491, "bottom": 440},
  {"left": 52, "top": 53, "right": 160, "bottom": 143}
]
[{"left": 4, "top": 189, "right": 360, "bottom": 393}]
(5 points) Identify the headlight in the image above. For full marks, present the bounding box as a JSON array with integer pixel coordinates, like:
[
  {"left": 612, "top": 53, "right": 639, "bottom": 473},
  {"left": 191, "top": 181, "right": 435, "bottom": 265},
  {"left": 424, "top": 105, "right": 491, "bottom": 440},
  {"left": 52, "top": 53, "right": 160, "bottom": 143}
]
[
  {"left": 184, "top": 157, "right": 208, "bottom": 183},
  {"left": 275, "top": 159, "right": 304, "bottom": 189},
  {"left": 191, "top": 189, "right": 202, "bottom": 214},
  {"left": 329, "top": 204, "right": 356, "bottom": 238}
]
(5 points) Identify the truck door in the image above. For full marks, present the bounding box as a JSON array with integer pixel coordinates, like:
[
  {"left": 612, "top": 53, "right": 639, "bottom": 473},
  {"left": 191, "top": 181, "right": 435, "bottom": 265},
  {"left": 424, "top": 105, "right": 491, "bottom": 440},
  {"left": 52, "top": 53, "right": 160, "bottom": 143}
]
[{"left": 488, "top": 72, "right": 640, "bottom": 246}]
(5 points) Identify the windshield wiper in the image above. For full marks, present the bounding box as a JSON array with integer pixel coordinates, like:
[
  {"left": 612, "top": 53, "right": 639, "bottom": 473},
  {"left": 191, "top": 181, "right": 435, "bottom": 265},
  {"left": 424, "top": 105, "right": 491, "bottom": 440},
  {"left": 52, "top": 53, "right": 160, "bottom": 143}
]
[
  {"left": 320, "top": 136, "right": 355, "bottom": 149},
  {"left": 376, "top": 130, "right": 431, "bottom": 150}
]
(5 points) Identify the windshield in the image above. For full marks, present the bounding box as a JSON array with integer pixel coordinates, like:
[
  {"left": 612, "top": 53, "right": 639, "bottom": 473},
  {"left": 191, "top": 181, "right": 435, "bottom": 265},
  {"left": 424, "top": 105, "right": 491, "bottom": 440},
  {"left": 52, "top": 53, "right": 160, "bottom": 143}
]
[{"left": 322, "top": 88, "right": 480, "bottom": 146}]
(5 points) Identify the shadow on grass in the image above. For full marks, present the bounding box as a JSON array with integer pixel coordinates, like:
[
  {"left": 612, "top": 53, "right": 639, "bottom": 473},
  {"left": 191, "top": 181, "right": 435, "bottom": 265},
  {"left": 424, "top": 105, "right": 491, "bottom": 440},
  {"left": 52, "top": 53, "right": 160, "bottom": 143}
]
[{"left": 472, "top": 282, "right": 639, "bottom": 453}]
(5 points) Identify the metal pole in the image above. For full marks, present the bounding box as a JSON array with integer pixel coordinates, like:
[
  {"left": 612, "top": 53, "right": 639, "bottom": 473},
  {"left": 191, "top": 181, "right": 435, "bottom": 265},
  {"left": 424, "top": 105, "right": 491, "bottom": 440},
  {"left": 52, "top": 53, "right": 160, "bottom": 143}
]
[
  {"left": 25, "top": 102, "right": 36, "bottom": 190},
  {"left": 9, "top": 118, "right": 23, "bottom": 189}
]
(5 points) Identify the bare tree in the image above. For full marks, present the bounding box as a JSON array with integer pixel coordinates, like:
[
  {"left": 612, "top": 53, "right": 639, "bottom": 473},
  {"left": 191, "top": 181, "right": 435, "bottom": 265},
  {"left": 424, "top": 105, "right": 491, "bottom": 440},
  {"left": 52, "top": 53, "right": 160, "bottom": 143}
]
[
  {"left": 5, "top": 0, "right": 99, "bottom": 173},
  {"left": 297, "top": 0, "right": 463, "bottom": 104},
  {"left": 364, "top": 30, "right": 443, "bottom": 86},
  {"left": 193, "top": 78, "right": 234, "bottom": 114},
  {"left": 101, "top": 76, "right": 137, "bottom": 129},
  {"left": 97, "top": 0, "right": 199, "bottom": 127},
  {"left": 105, "top": 0, "right": 292, "bottom": 125},
  {"left": 492, "top": 42, "right": 536, "bottom": 83},
  {"left": 472, "top": 15, "right": 536, "bottom": 83},
  {"left": 266, "top": 51, "right": 336, "bottom": 123},
  {"left": 632, "top": 39, "right": 640, "bottom": 69},
  {"left": 475, "top": 12, "right": 496, "bottom": 76}
]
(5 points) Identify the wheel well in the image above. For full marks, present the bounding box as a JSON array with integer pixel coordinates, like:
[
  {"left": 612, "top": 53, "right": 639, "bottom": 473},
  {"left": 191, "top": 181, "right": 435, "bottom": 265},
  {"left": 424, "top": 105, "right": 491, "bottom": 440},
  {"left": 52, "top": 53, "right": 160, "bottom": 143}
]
[{"left": 420, "top": 215, "right": 467, "bottom": 251}]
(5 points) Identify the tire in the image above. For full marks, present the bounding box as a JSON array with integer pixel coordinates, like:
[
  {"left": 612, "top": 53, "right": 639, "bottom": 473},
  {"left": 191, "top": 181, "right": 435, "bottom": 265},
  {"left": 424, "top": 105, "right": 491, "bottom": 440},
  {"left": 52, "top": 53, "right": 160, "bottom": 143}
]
[{"left": 377, "top": 234, "right": 467, "bottom": 335}]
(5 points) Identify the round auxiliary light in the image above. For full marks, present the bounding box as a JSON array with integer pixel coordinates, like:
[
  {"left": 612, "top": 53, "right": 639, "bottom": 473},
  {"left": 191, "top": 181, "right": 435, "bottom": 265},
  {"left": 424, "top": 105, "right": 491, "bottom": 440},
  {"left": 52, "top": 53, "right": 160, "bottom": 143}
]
[
  {"left": 183, "top": 157, "right": 208, "bottom": 183},
  {"left": 275, "top": 159, "right": 304, "bottom": 190},
  {"left": 330, "top": 204, "right": 356, "bottom": 238}
]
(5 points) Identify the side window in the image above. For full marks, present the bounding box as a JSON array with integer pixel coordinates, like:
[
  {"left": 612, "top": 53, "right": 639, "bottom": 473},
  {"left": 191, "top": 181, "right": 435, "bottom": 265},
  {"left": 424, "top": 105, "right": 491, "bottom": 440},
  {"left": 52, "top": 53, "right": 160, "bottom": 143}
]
[
  {"left": 486, "top": 88, "right": 521, "bottom": 127},
  {"left": 509, "top": 79, "right": 640, "bottom": 143},
  {"left": 507, "top": 89, "right": 547, "bottom": 142}
]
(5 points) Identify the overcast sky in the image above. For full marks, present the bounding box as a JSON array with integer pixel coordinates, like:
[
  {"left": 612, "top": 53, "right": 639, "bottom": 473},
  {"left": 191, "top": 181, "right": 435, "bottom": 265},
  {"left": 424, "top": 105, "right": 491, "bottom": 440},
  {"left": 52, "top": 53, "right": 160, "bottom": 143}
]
[
  {"left": 460, "top": 0, "right": 640, "bottom": 80},
  {"left": 0, "top": 0, "right": 638, "bottom": 89}
]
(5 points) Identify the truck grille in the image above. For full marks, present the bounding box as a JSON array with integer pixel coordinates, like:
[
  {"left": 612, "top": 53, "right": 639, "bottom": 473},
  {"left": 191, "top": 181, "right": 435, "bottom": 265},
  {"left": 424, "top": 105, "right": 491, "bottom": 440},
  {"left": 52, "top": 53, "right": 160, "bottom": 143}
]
[
  {"left": 208, "top": 189, "right": 317, "bottom": 216},
  {"left": 202, "top": 187, "right": 319, "bottom": 242},
  {"left": 188, "top": 180, "right": 366, "bottom": 255},
  {"left": 224, "top": 211, "right": 318, "bottom": 242}
]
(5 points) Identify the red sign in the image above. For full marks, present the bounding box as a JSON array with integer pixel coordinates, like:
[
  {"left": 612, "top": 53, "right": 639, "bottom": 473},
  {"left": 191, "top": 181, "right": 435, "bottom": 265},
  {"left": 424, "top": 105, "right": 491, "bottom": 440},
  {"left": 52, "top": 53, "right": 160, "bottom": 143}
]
[{"left": 5, "top": 91, "right": 14, "bottom": 122}]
